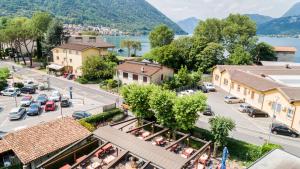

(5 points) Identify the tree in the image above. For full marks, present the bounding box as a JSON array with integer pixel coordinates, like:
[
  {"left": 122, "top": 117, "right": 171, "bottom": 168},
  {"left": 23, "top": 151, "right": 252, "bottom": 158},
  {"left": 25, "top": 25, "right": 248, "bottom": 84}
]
[
  {"left": 149, "top": 24, "right": 174, "bottom": 48},
  {"left": 131, "top": 40, "right": 142, "bottom": 56},
  {"left": 82, "top": 56, "right": 116, "bottom": 81},
  {"left": 228, "top": 45, "right": 253, "bottom": 65},
  {"left": 196, "top": 42, "right": 224, "bottom": 73},
  {"left": 252, "top": 42, "right": 277, "bottom": 64},
  {"left": 121, "top": 40, "right": 133, "bottom": 57},
  {"left": 173, "top": 92, "right": 207, "bottom": 131},
  {"left": 0, "top": 67, "right": 9, "bottom": 90},
  {"left": 194, "top": 18, "right": 223, "bottom": 43},
  {"left": 209, "top": 116, "right": 235, "bottom": 156},
  {"left": 45, "top": 20, "right": 64, "bottom": 50},
  {"left": 175, "top": 66, "right": 192, "bottom": 87}
]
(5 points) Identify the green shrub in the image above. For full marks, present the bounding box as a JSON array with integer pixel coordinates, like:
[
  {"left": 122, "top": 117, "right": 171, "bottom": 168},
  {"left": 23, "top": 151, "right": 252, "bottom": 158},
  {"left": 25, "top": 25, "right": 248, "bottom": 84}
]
[
  {"left": 79, "top": 120, "right": 96, "bottom": 131},
  {"left": 112, "top": 113, "right": 127, "bottom": 122},
  {"left": 13, "top": 82, "right": 24, "bottom": 88},
  {"left": 260, "top": 143, "right": 282, "bottom": 156},
  {"left": 83, "top": 108, "right": 123, "bottom": 124},
  {"left": 0, "top": 79, "right": 8, "bottom": 91},
  {"left": 76, "top": 77, "right": 88, "bottom": 84}
]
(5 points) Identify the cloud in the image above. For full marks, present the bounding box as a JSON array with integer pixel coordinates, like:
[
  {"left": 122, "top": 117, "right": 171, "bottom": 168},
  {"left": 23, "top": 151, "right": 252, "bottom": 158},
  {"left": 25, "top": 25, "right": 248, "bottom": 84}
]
[{"left": 146, "top": 0, "right": 300, "bottom": 21}]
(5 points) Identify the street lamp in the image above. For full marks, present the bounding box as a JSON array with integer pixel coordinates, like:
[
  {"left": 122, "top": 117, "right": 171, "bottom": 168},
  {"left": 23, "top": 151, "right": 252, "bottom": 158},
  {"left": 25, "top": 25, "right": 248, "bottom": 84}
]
[{"left": 267, "top": 96, "right": 280, "bottom": 143}]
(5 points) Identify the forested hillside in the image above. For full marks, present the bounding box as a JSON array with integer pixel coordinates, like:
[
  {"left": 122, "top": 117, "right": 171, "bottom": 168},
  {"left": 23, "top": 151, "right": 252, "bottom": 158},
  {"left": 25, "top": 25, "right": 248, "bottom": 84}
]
[{"left": 0, "top": 0, "right": 185, "bottom": 34}]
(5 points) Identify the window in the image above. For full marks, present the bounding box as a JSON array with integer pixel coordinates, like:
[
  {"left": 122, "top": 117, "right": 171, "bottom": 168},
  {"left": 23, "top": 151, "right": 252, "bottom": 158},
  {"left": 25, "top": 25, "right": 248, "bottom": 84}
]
[
  {"left": 223, "top": 79, "right": 228, "bottom": 85},
  {"left": 237, "top": 85, "right": 241, "bottom": 92},
  {"left": 276, "top": 104, "right": 282, "bottom": 113},
  {"left": 243, "top": 88, "right": 247, "bottom": 96},
  {"left": 287, "top": 108, "right": 294, "bottom": 118},
  {"left": 69, "top": 50, "right": 72, "bottom": 54},
  {"left": 56, "top": 56, "right": 59, "bottom": 60},
  {"left": 133, "top": 74, "right": 138, "bottom": 81},
  {"left": 161, "top": 74, "right": 164, "bottom": 81},
  {"left": 251, "top": 91, "right": 255, "bottom": 99},
  {"left": 231, "top": 82, "right": 235, "bottom": 89},
  {"left": 69, "top": 59, "right": 72, "bottom": 63},
  {"left": 258, "top": 94, "right": 264, "bottom": 103},
  {"left": 215, "top": 75, "right": 219, "bottom": 81},
  {"left": 143, "top": 76, "right": 148, "bottom": 83},
  {"left": 123, "top": 72, "right": 128, "bottom": 79}
]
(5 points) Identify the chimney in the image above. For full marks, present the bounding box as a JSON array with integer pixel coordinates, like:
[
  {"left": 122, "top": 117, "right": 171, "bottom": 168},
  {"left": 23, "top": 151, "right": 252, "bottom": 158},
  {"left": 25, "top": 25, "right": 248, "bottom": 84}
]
[{"left": 141, "top": 67, "right": 145, "bottom": 73}]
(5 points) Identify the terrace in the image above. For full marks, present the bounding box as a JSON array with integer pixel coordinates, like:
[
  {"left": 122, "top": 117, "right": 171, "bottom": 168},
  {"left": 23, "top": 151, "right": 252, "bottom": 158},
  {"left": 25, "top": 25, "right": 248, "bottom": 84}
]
[{"left": 38, "top": 118, "right": 212, "bottom": 169}]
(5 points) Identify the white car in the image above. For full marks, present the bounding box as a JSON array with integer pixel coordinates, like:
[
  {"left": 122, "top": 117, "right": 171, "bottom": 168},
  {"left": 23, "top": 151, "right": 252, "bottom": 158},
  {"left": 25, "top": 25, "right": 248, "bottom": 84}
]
[
  {"left": 224, "top": 96, "right": 244, "bottom": 104},
  {"left": 38, "top": 82, "right": 49, "bottom": 90},
  {"left": 0, "top": 88, "right": 21, "bottom": 96},
  {"left": 20, "top": 96, "right": 33, "bottom": 107},
  {"left": 24, "top": 79, "right": 38, "bottom": 89},
  {"left": 49, "top": 90, "right": 61, "bottom": 102},
  {"left": 203, "top": 82, "right": 216, "bottom": 92},
  {"left": 9, "top": 107, "right": 26, "bottom": 120},
  {"left": 179, "top": 90, "right": 195, "bottom": 96}
]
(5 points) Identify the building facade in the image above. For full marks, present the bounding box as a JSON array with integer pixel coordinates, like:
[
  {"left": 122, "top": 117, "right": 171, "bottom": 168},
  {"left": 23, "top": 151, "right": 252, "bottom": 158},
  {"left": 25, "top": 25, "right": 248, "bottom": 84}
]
[
  {"left": 116, "top": 61, "right": 174, "bottom": 85},
  {"left": 212, "top": 65, "right": 300, "bottom": 132},
  {"left": 273, "top": 46, "right": 297, "bottom": 62}
]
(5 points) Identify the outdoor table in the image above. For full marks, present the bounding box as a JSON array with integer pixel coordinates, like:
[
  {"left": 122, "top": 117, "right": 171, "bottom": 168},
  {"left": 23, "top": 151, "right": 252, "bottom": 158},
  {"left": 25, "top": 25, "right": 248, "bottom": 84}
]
[
  {"left": 182, "top": 148, "right": 194, "bottom": 158},
  {"left": 86, "top": 161, "right": 101, "bottom": 169},
  {"left": 155, "top": 136, "right": 164, "bottom": 145},
  {"left": 199, "top": 153, "right": 209, "bottom": 164},
  {"left": 102, "top": 143, "right": 113, "bottom": 152},
  {"left": 142, "top": 131, "right": 150, "bottom": 138},
  {"left": 94, "top": 149, "right": 104, "bottom": 157},
  {"left": 170, "top": 144, "right": 179, "bottom": 152},
  {"left": 103, "top": 155, "right": 116, "bottom": 164}
]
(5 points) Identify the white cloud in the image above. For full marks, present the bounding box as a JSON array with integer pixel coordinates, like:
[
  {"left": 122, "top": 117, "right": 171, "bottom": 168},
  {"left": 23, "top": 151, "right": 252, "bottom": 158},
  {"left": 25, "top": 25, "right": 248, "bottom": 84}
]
[{"left": 146, "top": 0, "right": 300, "bottom": 21}]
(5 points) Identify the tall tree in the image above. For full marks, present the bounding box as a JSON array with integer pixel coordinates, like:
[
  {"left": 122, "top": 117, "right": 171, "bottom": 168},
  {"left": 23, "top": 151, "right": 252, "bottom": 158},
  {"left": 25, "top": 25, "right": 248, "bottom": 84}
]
[
  {"left": 45, "top": 20, "right": 64, "bottom": 50},
  {"left": 209, "top": 116, "right": 235, "bottom": 156},
  {"left": 252, "top": 42, "right": 277, "bottom": 64},
  {"left": 228, "top": 45, "right": 253, "bottom": 65},
  {"left": 194, "top": 18, "right": 223, "bottom": 43},
  {"left": 149, "top": 24, "right": 174, "bottom": 48},
  {"left": 173, "top": 92, "right": 207, "bottom": 131},
  {"left": 121, "top": 40, "right": 133, "bottom": 57},
  {"left": 131, "top": 40, "right": 142, "bottom": 56}
]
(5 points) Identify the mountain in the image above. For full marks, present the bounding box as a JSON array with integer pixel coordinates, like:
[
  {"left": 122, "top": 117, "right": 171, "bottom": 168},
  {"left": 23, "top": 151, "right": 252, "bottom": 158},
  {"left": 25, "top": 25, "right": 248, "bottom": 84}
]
[
  {"left": 283, "top": 2, "right": 300, "bottom": 17},
  {"left": 245, "top": 14, "right": 273, "bottom": 25},
  {"left": 177, "top": 17, "right": 200, "bottom": 34},
  {"left": 0, "top": 0, "right": 185, "bottom": 34},
  {"left": 257, "top": 16, "right": 300, "bottom": 35}
]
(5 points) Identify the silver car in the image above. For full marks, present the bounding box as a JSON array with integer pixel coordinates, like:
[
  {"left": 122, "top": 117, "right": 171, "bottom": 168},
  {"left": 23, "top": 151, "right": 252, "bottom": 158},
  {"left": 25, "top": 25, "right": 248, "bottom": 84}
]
[
  {"left": 20, "top": 96, "right": 33, "bottom": 107},
  {"left": 9, "top": 107, "right": 26, "bottom": 120},
  {"left": 224, "top": 96, "right": 244, "bottom": 104},
  {"left": 238, "top": 104, "right": 252, "bottom": 113},
  {"left": 0, "top": 88, "right": 21, "bottom": 97}
]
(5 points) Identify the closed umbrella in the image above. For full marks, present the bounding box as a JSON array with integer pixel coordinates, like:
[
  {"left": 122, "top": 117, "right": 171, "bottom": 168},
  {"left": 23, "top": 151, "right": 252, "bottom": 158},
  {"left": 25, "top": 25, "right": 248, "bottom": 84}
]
[{"left": 221, "top": 147, "right": 229, "bottom": 169}]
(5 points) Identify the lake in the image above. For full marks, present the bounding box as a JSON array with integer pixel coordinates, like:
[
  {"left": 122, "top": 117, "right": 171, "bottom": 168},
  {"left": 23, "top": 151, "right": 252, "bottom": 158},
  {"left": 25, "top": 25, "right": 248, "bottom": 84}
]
[{"left": 102, "top": 35, "right": 300, "bottom": 63}]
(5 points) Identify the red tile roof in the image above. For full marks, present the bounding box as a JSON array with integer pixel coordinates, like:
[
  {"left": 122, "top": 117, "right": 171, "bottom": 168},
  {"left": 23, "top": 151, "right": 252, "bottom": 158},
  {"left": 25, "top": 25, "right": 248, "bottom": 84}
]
[
  {"left": 1, "top": 118, "right": 90, "bottom": 164},
  {"left": 117, "top": 61, "right": 171, "bottom": 76},
  {"left": 0, "top": 140, "right": 11, "bottom": 154},
  {"left": 55, "top": 43, "right": 94, "bottom": 51},
  {"left": 273, "top": 46, "right": 297, "bottom": 52}
]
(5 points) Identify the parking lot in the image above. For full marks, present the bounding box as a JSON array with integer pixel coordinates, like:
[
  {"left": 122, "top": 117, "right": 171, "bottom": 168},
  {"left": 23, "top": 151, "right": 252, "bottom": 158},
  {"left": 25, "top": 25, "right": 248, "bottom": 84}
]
[{"left": 0, "top": 85, "right": 103, "bottom": 134}]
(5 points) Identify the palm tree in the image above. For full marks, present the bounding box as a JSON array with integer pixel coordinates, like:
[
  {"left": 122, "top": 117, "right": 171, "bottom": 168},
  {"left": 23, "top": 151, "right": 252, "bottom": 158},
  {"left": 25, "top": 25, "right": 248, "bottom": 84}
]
[
  {"left": 132, "top": 40, "right": 142, "bottom": 56},
  {"left": 121, "top": 40, "right": 133, "bottom": 57}
]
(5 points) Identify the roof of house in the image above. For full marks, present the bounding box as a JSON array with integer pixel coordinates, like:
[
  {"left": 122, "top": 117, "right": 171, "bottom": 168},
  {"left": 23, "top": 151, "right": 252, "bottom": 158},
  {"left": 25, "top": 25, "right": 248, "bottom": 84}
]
[
  {"left": 93, "top": 126, "right": 187, "bottom": 169},
  {"left": 67, "top": 36, "right": 115, "bottom": 48},
  {"left": 54, "top": 43, "right": 95, "bottom": 51},
  {"left": 229, "top": 70, "right": 284, "bottom": 92},
  {"left": 273, "top": 46, "right": 297, "bottom": 52},
  {"left": 0, "top": 118, "right": 90, "bottom": 164},
  {"left": 248, "top": 149, "right": 300, "bottom": 169},
  {"left": 75, "top": 41, "right": 115, "bottom": 48},
  {"left": 278, "top": 87, "right": 300, "bottom": 103},
  {"left": 117, "top": 61, "right": 173, "bottom": 76},
  {"left": 0, "top": 140, "right": 11, "bottom": 154}
]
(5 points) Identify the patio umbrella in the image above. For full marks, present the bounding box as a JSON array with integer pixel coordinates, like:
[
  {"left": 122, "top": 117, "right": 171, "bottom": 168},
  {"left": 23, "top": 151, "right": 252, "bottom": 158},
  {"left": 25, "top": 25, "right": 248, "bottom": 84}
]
[{"left": 221, "top": 147, "right": 229, "bottom": 169}]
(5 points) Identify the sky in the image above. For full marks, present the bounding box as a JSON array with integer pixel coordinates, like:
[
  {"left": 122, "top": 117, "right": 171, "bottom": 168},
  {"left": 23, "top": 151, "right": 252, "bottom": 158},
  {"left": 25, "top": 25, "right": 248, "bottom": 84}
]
[{"left": 146, "top": 0, "right": 300, "bottom": 21}]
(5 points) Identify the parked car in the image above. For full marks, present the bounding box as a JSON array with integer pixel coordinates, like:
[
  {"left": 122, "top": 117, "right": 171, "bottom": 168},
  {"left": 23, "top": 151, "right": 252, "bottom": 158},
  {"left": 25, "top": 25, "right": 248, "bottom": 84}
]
[
  {"left": 0, "top": 88, "right": 21, "bottom": 96},
  {"left": 224, "top": 96, "right": 244, "bottom": 104},
  {"left": 9, "top": 107, "right": 26, "bottom": 120},
  {"left": 247, "top": 108, "right": 269, "bottom": 118},
  {"left": 36, "top": 94, "right": 48, "bottom": 105},
  {"left": 67, "top": 74, "right": 75, "bottom": 80},
  {"left": 271, "top": 123, "right": 299, "bottom": 138},
  {"left": 23, "top": 80, "right": 38, "bottom": 89},
  {"left": 38, "top": 82, "right": 49, "bottom": 90},
  {"left": 49, "top": 90, "right": 61, "bottom": 102},
  {"left": 20, "top": 96, "right": 33, "bottom": 107},
  {"left": 72, "top": 111, "right": 91, "bottom": 120},
  {"left": 238, "top": 104, "right": 252, "bottom": 113},
  {"left": 60, "top": 97, "right": 71, "bottom": 107},
  {"left": 27, "top": 102, "right": 42, "bottom": 116},
  {"left": 198, "top": 85, "right": 208, "bottom": 93},
  {"left": 203, "top": 82, "right": 216, "bottom": 92},
  {"left": 202, "top": 105, "right": 214, "bottom": 116},
  {"left": 20, "top": 86, "right": 36, "bottom": 94},
  {"left": 179, "top": 90, "right": 194, "bottom": 96},
  {"left": 45, "top": 101, "right": 56, "bottom": 112}
]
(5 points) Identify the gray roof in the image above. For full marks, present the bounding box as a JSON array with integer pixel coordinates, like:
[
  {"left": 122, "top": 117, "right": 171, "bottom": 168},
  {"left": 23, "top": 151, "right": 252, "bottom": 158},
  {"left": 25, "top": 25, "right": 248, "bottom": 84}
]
[
  {"left": 248, "top": 149, "right": 300, "bottom": 169},
  {"left": 93, "top": 126, "right": 188, "bottom": 169}
]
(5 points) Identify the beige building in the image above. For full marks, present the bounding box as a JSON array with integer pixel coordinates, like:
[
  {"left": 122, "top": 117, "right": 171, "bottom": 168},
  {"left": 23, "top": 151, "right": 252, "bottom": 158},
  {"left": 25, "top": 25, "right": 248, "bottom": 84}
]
[
  {"left": 49, "top": 42, "right": 114, "bottom": 77},
  {"left": 116, "top": 61, "right": 174, "bottom": 85},
  {"left": 273, "top": 46, "right": 297, "bottom": 62},
  {"left": 212, "top": 65, "right": 300, "bottom": 132}
]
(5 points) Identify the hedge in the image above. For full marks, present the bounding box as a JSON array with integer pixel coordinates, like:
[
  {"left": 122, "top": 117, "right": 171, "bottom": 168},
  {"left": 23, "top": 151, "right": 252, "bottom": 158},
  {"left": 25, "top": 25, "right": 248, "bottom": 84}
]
[
  {"left": 191, "top": 127, "right": 282, "bottom": 165},
  {"left": 83, "top": 108, "right": 123, "bottom": 124}
]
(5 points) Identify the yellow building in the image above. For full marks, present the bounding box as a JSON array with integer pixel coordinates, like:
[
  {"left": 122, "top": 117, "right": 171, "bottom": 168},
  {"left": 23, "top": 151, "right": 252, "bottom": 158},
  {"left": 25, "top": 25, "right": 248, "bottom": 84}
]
[
  {"left": 212, "top": 65, "right": 300, "bottom": 132},
  {"left": 48, "top": 42, "right": 114, "bottom": 77}
]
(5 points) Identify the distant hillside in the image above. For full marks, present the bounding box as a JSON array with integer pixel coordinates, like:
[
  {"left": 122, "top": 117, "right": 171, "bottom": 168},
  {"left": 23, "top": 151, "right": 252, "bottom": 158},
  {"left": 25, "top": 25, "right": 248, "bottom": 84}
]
[
  {"left": 177, "top": 17, "right": 200, "bottom": 34},
  {"left": 283, "top": 2, "right": 300, "bottom": 17},
  {"left": 257, "top": 16, "right": 300, "bottom": 35},
  {"left": 245, "top": 14, "right": 273, "bottom": 25},
  {"left": 0, "top": 0, "right": 185, "bottom": 34}
]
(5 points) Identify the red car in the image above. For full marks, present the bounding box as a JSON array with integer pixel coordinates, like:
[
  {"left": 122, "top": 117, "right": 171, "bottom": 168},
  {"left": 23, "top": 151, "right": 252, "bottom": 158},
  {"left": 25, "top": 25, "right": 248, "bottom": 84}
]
[{"left": 45, "top": 101, "right": 56, "bottom": 112}]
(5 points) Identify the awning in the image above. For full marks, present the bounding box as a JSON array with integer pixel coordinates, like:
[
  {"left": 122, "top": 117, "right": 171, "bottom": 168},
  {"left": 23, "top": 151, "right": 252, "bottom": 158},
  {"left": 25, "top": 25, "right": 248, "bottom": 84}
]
[{"left": 47, "top": 64, "right": 64, "bottom": 70}]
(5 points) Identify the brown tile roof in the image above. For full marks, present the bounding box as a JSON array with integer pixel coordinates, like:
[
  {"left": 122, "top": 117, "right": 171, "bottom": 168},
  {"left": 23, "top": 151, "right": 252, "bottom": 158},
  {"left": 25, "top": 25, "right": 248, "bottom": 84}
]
[
  {"left": 0, "top": 140, "right": 11, "bottom": 154},
  {"left": 278, "top": 87, "right": 300, "bottom": 103},
  {"left": 55, "top": 43, "right": 94, "bottom": 51},
  {"left": 117, "top": 61, "right": 171, "bottom": 76},
  {"left": 2, "top": 117, "right": 90, "bottom": 164},
  {"left": 274, "top": 46, "right": 297, "bottom": 52},
  {"left": 229, "top": 70, "right": 284, "bottom": 92},
  {"left": 75, "top": 41, "right": 115, "bottom": 48}
]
